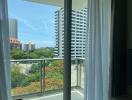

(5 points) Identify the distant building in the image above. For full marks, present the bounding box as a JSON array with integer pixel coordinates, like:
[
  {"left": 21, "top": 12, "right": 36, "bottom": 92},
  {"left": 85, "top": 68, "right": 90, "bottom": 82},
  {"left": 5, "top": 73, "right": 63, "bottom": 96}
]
[
  {"left": 9, "top": 19, "right": 22, "bottom": 50},
  {"left": 10, "top": 38, "right": 22, "bottom": 50},
  {"left": 9, "top": 19, "right": 18, "bottom": 39},
  {"left": 23, "top": 41, "right": 36, "bottom": 51},
  {"left": 55, "top": 8, "right": 87, "bottom": 58}
]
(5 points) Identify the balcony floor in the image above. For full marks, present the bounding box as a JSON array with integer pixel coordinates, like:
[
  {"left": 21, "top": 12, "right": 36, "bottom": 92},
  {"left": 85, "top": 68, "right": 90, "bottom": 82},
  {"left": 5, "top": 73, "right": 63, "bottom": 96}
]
[{"left": 23, "top": 90, "right": 84, "bottom": 100}]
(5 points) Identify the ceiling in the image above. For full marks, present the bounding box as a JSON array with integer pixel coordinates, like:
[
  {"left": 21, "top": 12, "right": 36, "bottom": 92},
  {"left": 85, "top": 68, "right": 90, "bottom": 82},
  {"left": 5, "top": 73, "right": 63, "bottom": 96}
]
[{"left": 25, "top": 0, "right": 87, "bottom": 10}]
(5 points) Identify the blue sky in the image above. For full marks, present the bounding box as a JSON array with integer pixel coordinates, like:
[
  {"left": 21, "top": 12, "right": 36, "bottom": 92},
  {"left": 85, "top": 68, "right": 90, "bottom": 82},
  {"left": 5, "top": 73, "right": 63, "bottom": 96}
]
[{"left": 8, "top": 0, "right": 59, "bottom": 47}]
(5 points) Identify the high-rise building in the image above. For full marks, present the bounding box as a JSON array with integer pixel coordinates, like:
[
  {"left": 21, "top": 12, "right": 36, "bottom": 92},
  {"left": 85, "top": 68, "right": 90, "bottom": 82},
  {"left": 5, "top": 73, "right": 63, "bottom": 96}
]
[
  {"left": 9, "top": 19, "right": 18, "bottom": 38},
  {"left": 55, "top": 8, "right": 87, "bottom": 58},
  {"left": 9, "top": 19, "right": 21, "bottom": 50},
  {"left": 23, "top": 41, "right": 36, "bottom": 51}
]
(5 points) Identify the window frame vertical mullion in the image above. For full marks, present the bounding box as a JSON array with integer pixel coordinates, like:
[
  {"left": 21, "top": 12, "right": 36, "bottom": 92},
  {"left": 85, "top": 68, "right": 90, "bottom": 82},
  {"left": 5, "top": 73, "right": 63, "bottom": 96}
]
[{"left": 63, "top": 0, "right": 72, "bottom": 100}]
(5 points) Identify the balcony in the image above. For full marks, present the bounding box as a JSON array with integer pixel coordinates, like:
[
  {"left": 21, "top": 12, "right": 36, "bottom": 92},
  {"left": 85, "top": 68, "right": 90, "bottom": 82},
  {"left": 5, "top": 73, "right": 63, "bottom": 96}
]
[{"left": 10, "top": 58, "right": 84, "bottom": 100}]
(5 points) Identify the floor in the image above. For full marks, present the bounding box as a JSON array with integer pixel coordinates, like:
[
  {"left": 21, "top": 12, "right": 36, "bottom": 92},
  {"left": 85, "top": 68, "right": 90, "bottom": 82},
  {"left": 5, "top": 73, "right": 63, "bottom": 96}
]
[
  {"left": 111, "top": 97, "right": 132, "bottom": 100},
  {"left": 23, "top": 90, "right": 84, "bottom": 100},
  {"left": 111, "top": 95, "right": 132, "bottom": 100},
  {"left": 14, "top": 92, "right": 132, "bottom": 100}
]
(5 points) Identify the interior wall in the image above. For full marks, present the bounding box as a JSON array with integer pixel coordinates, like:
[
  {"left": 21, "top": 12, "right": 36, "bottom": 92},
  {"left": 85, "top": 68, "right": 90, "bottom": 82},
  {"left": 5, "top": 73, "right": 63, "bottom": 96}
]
[
  {"left": 127, "top": 0, "right": 132, "bottom": 95},
  {"left": 127, "top": 0, "right": 132, "bottom": 49},
  {"left": 111, "top": 0, "right": 127, "bottom": 97},
  {"left": 110, "top": 0, "right": 132, "bottom": 97}
]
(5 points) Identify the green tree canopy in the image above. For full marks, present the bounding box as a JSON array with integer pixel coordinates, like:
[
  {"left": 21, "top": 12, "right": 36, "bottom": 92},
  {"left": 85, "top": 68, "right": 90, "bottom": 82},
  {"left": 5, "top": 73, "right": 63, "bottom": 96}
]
[{"left": 10, "top": 47, "right": 54, "bottom": 59}]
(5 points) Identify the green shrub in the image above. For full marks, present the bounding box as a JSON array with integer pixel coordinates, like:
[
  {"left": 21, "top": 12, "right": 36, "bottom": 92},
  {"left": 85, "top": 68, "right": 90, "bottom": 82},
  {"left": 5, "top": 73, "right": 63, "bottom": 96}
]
[
  {"left": 29, "top": 64, "right": 40, "bottom": 73},
  {"left": 11, "top": 71, "right": 27, "bottom": 88}
]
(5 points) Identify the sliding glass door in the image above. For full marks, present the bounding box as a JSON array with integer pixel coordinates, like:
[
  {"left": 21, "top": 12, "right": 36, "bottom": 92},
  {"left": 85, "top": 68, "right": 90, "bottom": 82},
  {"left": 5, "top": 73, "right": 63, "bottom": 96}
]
[
  {"left": 5, "top": 0, "right": 88, "bottom": 100},
  {"left": 70, "top": 1, "right": 87, "bottom": 100},
  {"left": 1, "top": 0, "right": 113, "bottom": 100},
  {"left": 7, "top": 0, "right": 64, "bottom": 99}
]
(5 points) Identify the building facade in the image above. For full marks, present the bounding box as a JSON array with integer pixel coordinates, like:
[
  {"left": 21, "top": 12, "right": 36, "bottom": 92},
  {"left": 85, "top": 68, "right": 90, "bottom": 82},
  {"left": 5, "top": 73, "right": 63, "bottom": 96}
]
[
  {"left": 23, "top": 41, "right": 36, "bottom": 51},
  {"left": 55, "top": 8, "right": 87, "bottom": 58},
  {"left": 10, "top": 38, "right": 22, "bottom": 50},
  {"left": 9, "top": 19, "right": 22, "bottom": 50}
]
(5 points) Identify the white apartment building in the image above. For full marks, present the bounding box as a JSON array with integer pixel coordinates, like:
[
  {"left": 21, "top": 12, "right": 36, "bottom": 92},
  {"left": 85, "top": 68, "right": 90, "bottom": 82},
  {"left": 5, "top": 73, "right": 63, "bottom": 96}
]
[
  {"left": 55, "top": 8, "right": 87, "bottom": 58},
  {"left": 23, "top": 41, "right": 36, "bottom": 51}
]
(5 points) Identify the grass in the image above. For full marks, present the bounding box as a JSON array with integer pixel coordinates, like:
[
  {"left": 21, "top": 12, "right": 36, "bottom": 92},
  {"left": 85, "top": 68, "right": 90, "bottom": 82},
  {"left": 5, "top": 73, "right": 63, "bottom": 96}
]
[
  {"left": 12, "top": 78, "right": 63, "bottom": 96},
  {"left": 11, "top": 60, "right": 64, "bottom": 96}
]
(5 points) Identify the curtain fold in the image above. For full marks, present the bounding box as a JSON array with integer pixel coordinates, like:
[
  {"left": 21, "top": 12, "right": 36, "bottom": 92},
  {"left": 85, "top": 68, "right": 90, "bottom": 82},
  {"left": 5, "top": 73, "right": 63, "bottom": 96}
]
[
  {"left": 85, "top": 0, "right": 112, "bottom": 100},
  {"left": 0, "top": 0, "right": 11, "bottom": 100}
]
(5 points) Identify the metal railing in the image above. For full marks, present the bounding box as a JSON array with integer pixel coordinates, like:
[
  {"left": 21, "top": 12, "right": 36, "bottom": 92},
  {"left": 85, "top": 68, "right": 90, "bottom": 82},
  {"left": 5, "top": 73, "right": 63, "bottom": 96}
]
[{"left": 10, "top": 58, "right": 84, "bottom": 98}]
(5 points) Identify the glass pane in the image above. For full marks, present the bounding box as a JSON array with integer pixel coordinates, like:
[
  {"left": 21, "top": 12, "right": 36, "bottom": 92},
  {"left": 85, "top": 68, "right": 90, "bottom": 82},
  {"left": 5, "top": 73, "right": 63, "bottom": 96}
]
[
  {"left": 44, "top": 59, "right": 64, "bottom": 91},
  {"left": 8, "top": 0, "right": 64, "bottom": 99},
  {"left": 11, "top": 60, "right": 42, "bottom": 96},
  {"left": 71, "top": 0, "right": 88, "bottom": 100}
]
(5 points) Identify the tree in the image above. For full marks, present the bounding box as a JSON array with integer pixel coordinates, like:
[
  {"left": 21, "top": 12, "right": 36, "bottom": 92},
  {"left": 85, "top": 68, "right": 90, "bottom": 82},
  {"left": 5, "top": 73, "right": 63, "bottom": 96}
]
[
  {"left": 10, "top": 47, "right": 55, "bottom": 59},
  {"left": 29, "top": 64, "right": 40, "bottom": 73},
  {"left": 11, "top": 48, "right": 25, "bottom": 59},
  {"left": 11, "top": 65, "right": 28, "bottom": 88}
]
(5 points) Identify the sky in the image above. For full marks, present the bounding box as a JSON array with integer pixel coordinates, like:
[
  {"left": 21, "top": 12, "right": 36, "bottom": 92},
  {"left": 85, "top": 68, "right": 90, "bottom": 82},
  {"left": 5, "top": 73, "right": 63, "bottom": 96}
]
[{"left": 7, "top": 0, "right": 59, "bottom": 48}]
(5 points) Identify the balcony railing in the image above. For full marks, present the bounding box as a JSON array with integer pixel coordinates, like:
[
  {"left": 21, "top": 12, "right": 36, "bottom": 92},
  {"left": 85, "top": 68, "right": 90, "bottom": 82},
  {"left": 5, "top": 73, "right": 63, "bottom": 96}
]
[{"left": 10, "top": 58, "right": 84, "bottom": 99}]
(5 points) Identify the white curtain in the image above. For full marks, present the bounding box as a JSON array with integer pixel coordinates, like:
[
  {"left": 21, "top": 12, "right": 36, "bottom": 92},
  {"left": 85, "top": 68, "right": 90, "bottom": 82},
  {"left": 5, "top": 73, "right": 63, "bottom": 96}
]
[
  {"left": 85, "top": 0, "right": 112, "bottom": 100},
  {"left": 0, "top": 0, "right": 11, "bottom": 100}
]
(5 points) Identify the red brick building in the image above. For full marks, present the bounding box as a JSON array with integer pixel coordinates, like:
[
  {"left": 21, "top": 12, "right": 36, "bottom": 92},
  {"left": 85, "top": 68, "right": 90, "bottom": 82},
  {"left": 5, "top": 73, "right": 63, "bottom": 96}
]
[{"left": 10, "top": 38, "right": 21, "bottom": 50}]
